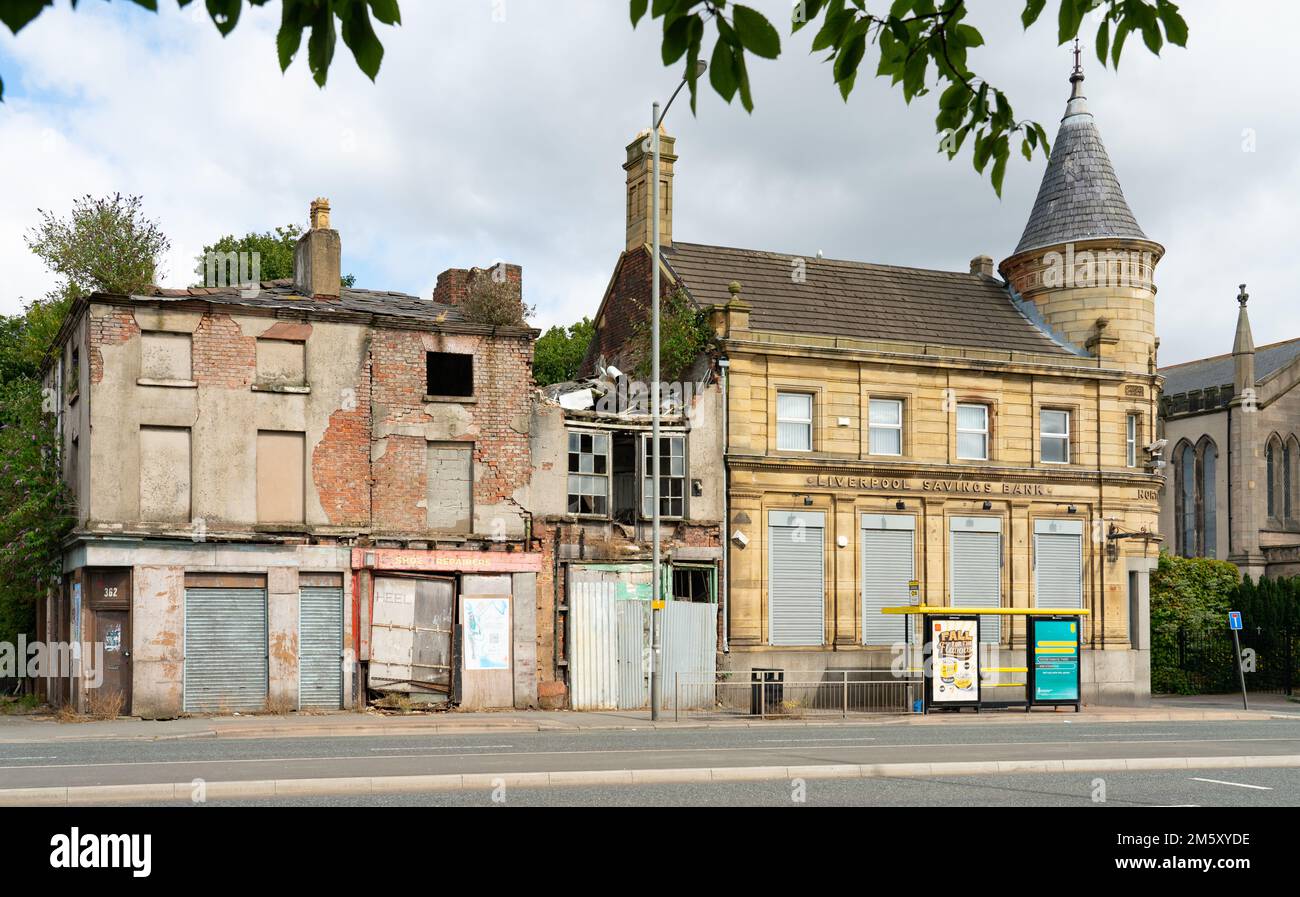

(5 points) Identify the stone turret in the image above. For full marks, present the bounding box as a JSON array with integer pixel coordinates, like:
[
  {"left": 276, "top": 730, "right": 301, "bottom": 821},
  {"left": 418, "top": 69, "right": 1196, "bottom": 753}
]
[{"left": 999, "top": 50, "right": 1164, "bottom": 373}]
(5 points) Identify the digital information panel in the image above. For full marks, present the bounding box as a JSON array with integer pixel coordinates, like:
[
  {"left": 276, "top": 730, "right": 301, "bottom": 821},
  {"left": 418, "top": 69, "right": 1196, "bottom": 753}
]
[{"left": 1027, "top": 615, "right": 1081, "bottom": 709}]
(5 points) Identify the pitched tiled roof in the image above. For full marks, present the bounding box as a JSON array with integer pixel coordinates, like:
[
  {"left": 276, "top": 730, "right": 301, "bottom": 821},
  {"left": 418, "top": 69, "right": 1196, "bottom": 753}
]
[
  {"left": 1012, "top": 76, "right": 1148, "bottom": 255},
  {"left": 141, "top": 279, "right": 470, "bottom": 324},
  {"left": 1160, "top": 337, "right": 1300, "bottom": 396},
  {"left": 662, "top": 242, "right": 1071, "bottom": 357}
]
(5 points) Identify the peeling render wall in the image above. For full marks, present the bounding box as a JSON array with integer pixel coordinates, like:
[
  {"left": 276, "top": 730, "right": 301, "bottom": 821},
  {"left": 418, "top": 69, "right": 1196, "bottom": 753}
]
[{"left": 85, "top": 302, "right": 371, "bottom": 531}]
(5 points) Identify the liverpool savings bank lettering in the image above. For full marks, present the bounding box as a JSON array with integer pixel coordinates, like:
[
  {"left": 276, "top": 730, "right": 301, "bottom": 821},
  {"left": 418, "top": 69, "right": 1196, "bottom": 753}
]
[{"left": 805, "top": 474, "right": 1052, "bottom": 496}]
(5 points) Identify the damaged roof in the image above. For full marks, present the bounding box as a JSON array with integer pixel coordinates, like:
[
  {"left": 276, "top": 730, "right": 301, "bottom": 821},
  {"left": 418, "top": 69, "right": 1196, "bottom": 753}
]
[
  {"left": 141, "top": 279, "right": 473, "bottom": 325},
  {"left": 661, "top": 242, "right": 1071, "bottom": 357}
]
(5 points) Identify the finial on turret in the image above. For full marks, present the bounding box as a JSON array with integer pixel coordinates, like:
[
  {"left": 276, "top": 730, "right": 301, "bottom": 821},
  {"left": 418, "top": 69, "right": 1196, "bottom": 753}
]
[{"left": 1238, "top": 283, "right": 1249, "bottom": 307}]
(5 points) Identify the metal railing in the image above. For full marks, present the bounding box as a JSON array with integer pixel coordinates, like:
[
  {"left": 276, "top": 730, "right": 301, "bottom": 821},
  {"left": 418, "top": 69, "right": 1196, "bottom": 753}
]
[{"left": 673, "top": 670, "right": 919, "bottom": 720}]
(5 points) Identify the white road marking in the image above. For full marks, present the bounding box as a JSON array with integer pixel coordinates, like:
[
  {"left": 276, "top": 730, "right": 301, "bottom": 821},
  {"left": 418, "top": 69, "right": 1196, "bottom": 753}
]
[
  {"left": 0, "top": 756, "right": 56, "bottom": 761},
  {"left": 369, "top": 745, "right": 512, "bottom": 751},
  {"left": 758, "top": 738, "right": 878, "bottom": 744},
  {"left": 1190, "top": 777, "right": 1272, "bottom": 791}
]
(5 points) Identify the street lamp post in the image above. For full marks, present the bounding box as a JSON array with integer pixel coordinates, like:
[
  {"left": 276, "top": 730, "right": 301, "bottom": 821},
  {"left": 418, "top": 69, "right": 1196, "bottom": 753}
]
[{"left": 649, "top": 61, "right": 704, "bottom": 721}]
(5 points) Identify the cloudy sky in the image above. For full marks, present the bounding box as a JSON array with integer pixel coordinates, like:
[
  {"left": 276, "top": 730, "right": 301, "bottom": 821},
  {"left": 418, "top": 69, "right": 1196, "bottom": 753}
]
[{"left": 0, "top": 0, "right": 1295, "bottom": 366}]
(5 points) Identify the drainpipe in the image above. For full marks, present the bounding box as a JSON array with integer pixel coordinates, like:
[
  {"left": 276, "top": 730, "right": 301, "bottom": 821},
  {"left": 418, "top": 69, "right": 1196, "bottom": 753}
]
[{"left": 720, "top": 358, "right": 730, "bottom": 653}]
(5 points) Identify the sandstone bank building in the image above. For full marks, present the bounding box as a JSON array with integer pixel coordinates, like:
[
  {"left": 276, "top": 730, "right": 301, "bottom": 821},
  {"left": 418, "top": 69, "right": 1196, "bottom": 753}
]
[
  {"left": 586, "top": 65, "right": 1164, "bottom": 702},
  {"left": 39, "top": 201, "right": 543, "bottom": 717}
]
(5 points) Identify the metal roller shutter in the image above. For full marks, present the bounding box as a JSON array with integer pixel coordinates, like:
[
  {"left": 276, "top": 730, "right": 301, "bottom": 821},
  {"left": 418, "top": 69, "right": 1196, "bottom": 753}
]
[
  {"left": 299, "top": 586, "right": 344, "bottom": 709},
  {"left": 768, "top": 511, "right": 825, "bottom": 646},
  {"left": 950, "top": 517, "right": 1002, "bottom": 643},
  {"left": 861, "top": 514, "right": 915, "bottom": 646},
  {"left": 184, "top": 587, "right": 268, "bottom": 712},
  {"left": 1034, "top": 519, "right": 1084, "bottom": 610}
]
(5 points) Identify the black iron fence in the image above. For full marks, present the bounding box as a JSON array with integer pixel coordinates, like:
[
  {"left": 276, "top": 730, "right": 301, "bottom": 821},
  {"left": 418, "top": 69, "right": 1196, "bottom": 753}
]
[{"left": 1152, "top": 624, "right": 1297, "bottom": 696}]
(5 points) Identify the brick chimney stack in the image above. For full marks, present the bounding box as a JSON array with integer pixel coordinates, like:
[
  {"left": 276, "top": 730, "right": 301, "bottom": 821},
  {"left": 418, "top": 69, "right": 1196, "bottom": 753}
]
[
  {"left": 433, "top": 263, "right": 522, "bottom": 307},
  {"left": 294, "top": 197, "right": 341, "bottom": 299}
]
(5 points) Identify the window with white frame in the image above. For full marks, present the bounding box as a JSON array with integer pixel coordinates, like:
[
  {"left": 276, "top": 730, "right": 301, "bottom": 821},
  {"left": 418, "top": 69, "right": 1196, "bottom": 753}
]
[
  {"left": 956, "top": 403, "right": 989, "bottom": 461},
  {"left": 868, "top": 398, "right": 903, "bottom": 456},
  {"left": 642, "top": 435, "right": 685, "bottom": 518},
  {"left": 776, "top": 392, "right": 813, "bottom": 452},
  {"left": 567, "top": 431, "right": 609, "bottom": 515},
  {"left": 1040, "top": 409, "right": 1070, "bottom": 464},
  {"left": 1126, "top": 414, "right": 1139, "bottom": 468}
]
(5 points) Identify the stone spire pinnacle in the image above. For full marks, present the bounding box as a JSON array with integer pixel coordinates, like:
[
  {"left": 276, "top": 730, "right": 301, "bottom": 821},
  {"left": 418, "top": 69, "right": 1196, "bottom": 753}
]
[{"left": 1233, "top": 284, "right": 1256, "bottom": 394}]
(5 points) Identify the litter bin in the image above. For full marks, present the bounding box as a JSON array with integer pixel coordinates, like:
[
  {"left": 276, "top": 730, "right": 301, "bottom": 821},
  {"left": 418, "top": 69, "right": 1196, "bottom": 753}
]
[{"left": 750, "top": 669, "right": 784, "bottom": 715}]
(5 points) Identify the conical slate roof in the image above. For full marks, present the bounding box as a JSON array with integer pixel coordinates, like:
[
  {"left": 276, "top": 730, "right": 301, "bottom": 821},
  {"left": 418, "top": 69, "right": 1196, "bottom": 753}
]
[{"left": 1012, "top": 69, "right": 1147, "bottom": 255}]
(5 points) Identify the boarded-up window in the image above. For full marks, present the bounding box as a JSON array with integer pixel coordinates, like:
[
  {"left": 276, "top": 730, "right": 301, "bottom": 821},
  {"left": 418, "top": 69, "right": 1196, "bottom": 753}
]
[
  {"left": 427, "top": 442, "right": 472, "bottom": 531},
  {"left": 140, "top": 331, "right": 192, "bottom": 380},
  {"left": 256, "top": 339, "right": 306, "bottom": 387},
  {"left": 257, "top": 431, "right": 305, "bottom": 523},
  {"left": 139, "top": 426, "right": 191, "bottom": 522}
]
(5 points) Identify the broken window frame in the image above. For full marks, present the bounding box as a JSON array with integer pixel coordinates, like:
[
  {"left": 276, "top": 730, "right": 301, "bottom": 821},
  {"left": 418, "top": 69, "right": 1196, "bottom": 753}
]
[
  {"left": 425, "top": 351, "right": 474, "bottom": 399},
  {"left": 566, "top": 429, "right": 610, "bottom": 517},
  {"left": 641, "top": 433, "right": 687, "bottom": 520}
]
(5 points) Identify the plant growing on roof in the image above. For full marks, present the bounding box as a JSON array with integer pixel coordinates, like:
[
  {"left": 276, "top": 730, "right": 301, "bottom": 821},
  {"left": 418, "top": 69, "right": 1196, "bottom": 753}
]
[
  {"left": 631, "top": 287, "right": 712, "bottom": 382},
  {"left": 460, "top": 273, "right": 535, "bottom": 327}
]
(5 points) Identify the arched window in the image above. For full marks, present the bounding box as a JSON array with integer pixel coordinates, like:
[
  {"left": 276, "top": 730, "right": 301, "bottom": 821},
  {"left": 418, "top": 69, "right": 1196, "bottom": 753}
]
[
  {"left": 1288, "top": 436, "right": 1300, "bottom": 526},
  {"left": 1267, "top": 436, "right": 1287, "bottom": 522},
  {"left": 1200, "top": 439, "right": 1218, "bottom": 558},
  {"left": 1176, "top": 440, "right": 1196, "bottom": 557}
]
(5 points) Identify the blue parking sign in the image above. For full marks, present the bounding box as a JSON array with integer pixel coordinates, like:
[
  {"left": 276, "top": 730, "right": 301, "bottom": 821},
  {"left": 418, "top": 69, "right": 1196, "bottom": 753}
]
[{"left": 1228, "top": 611, "right": 1242, "bottom": 630}]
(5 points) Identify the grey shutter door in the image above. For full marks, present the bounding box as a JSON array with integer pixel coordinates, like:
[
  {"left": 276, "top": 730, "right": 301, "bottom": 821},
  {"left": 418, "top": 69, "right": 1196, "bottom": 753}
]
[
  {"left": 950, "top": 518, "right": 1002, "bottom": 643},
  {"left": 1034, "top": 520, "right": 1083, "bottom": 610},
  {"left": 299, "top": 586, "right": 344, "bottom": 709},
  {"left": 184, "top": 587, "right": 268, "bottom": 712},
  {"left": 861, "top": 515, "right": 914, "bottom": 646},
  {"left": 768, "top": 511, "right": 825, "bottom": 646}
]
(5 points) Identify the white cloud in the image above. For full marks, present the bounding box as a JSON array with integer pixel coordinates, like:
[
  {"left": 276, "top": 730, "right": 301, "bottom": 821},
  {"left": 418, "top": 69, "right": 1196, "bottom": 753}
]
[{"left": 0, "top": 0, "right": 1296, "bottom": 363}]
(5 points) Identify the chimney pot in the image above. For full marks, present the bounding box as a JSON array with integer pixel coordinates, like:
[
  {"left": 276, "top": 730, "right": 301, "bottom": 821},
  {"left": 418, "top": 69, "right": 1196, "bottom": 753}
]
[
  {"left": 970, "top": 254, "right": 995, "bottom": 277},
  {"left": 294, "top": 197, "right": 341, "bottom": 298}
]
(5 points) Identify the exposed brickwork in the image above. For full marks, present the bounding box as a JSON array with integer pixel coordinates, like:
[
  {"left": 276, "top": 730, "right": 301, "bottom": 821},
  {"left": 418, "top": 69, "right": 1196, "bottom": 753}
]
[
  {"left": 313, "top": 352, "right": 371, "bottom": 527},
  {"left": 192, "top": 312, "right": 257, "bottom": 388},
  {"left": 87, "top": 306, "right": 140, "bottom": 385},
  {"left": 580, "top": 248, "right": 675, "bottom": 377},
  {"left": 433, "top": 263, "right": 522, "bottom": 307},
  {"left": 370, "top": 325, "right": 534, "bottom": 534}
]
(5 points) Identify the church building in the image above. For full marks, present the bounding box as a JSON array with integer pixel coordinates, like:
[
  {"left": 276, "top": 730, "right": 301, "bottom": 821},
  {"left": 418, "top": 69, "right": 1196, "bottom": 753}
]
[
  {"left": 583, "top": 58, "right": 1165, "bottom": 703},
  {"left": 1159, "top": 289, "right": 1300, "bottom": 578}
]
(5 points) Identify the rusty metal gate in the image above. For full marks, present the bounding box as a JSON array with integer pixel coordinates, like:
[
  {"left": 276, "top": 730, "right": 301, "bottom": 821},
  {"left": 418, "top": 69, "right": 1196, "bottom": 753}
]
[{"left": 369, "top": 576, "right": 455, "bottom": 701}]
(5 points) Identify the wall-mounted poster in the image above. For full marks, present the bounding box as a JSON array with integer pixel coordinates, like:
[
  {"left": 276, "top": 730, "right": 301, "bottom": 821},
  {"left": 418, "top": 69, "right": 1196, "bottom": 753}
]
[
  {"left": 463, "top": 597, "right": 510, "bottom": 670},
  {"left": 927, "top": 616, "right": 980, "bottom": 707},
  {"left": 1028, "top": 615, "right": 1081, "bottom": 706}
]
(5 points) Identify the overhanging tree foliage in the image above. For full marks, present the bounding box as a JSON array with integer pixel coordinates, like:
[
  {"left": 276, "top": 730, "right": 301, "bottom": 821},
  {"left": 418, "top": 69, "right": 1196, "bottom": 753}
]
[
  {"left": 0, "top": 0, "right": 402, "bottom": 100},
  {"left": 534, "top": 318, "right": 594, "bottom": 387},
  {"left": 630, "top": 0, "right": 1188, "bottom": 194}
]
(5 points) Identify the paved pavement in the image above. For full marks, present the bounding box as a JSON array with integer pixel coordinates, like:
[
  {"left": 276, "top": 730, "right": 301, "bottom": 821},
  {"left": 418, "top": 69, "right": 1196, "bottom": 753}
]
[
  {"left": 3, "top": 716, "right": 1299, "bottom": 804},
  {"left": 117, "top": 767, "right": 1300, "bottom": 807},
  {"left": 2, "top": 693, "right": 1295, "bottom": 745}
]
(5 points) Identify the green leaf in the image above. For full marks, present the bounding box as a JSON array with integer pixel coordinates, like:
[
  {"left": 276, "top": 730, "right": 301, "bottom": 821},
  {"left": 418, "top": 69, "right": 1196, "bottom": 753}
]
[
  {"left": 954, "top": 24, "right": 984, "bottom": 49},
  {"left": 735, "top": 50, "right": 754, "bottom": 112},
  {"left": 0, "top": 0, "right": 49, "bottom": 36},
  {"left": 1057, "top": 0, "right": 1083, "bottom": 44},
  {"left": 205, "top": 0, "right": 242, "bottom": 37},
  {"left": 834, "top": 33, "right": 866, "bottom": 91},
  {"left": 1021, "top": 0, "right": 1047, "bottom": 29},
  {"left": 662, "top": 14, "right": 692, "bottom": 65},
  {"left": 709, "top": 38, "right": 738, "bottom": 102},
  {"left": 341, "top": 3, "right": 383, "bottom": 81},
  {"left": 990, "top": 135, "right": 1009, "bottom": 196},
  {"left": 277, "top": 5, "right": 305, "bottom": 73},
  {"left": 1111, "top": 19, "right": 1131, "bottom": 68},
  {"left": 1095, "top": 17, "right": 1110, "bottom": 67},
  {"left": 306, "top": 4, "right": 337, "bottom": 87},
  {"left": 791, "top": 0, "right": 825, "bottom": 33},
  {"left": 368, "top": 0, "right": 401, "bottom": 26},
  {"left": 1157, "top": 0, "right": 1188, "bottom": 47},
  {"left": 630, "top": 0, "right": 649, "bottom": 27},
  {"left": 732, "top": 5, "right": 780, "bottom": 60}
]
